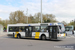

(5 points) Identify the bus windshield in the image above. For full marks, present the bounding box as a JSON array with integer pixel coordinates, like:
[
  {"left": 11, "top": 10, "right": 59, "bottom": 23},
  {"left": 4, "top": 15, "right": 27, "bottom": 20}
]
[
  {"left": 58, "top": 26, "right": 62, "bottom": 34},
  {"left": 58, "top": 23, "right": 65, "bottom": 33}
]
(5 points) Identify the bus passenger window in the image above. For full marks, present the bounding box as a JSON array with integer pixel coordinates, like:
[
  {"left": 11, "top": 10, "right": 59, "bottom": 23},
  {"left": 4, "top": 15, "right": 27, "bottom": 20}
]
[
  {"left": 9, "top": 27, "right": 13, "bottom": 32},
  {"left": 33, "top": 26, "right": 40, "bottom": 32},
  {"left": 41, "top": 26, "right": 48, "bottom": 32},
  {"left": 15, "top": 27, "right": 19, "bottom": 31},
  {"left": 19, "top": 27, "right": 25, "bottom": 32},
  {"left": 9, "top": 27, "right": 19, "bottom": 32}
]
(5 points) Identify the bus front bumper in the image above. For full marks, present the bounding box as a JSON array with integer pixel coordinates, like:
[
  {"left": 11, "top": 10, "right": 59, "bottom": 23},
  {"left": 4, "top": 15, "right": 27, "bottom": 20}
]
[{"left": 57, "top": 36, "right": 66, "bottom": 40}]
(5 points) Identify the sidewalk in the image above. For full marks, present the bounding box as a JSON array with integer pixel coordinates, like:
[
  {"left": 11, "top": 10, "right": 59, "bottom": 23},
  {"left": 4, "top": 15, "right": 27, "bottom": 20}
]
[{"left": 0, "top": 32, "right": 7, "bottom": 36}]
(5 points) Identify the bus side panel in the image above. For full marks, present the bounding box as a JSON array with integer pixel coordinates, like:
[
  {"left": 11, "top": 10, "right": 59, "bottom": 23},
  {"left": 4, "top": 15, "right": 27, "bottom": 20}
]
[
  {"left": 35, "top": 32, "right": 40, "bottom": 39},
  {"left": 32, "top": 32, "right": 35, "bottom": 38},
  {"left": 15, "top": 32, "right": 19, "bottom": 38},
  {"left": 19, "top": 32, "right": 25, "bottom": 38},
  {"left": 39, "top": 32, "right": 49, "bottom": 39},
  {"left": 32, "top": 32, "right": 40, "bottom": 39},
  {"left": 32, "top": 32, "right": 49, "bottom": 39},
  {"left": 66, "top": 31, "right": 72, "bottom": 35}
]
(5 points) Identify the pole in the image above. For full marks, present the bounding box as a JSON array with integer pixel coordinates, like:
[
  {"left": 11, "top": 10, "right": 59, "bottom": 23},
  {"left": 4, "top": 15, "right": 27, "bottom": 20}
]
[
  {"left": 74, "top": 19, "right": 75, "bottom": 28},
  {"left": 26, "top": 8, "right": 28, "bottom": 24},
  {"left": 41, "top": 0, "right": 42, "bottom": 23}
]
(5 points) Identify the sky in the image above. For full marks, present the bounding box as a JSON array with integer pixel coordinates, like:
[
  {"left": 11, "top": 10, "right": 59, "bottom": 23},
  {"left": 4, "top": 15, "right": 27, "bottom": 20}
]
[{"left": 0, "top": 0, "right": 75, "bottom": 23}]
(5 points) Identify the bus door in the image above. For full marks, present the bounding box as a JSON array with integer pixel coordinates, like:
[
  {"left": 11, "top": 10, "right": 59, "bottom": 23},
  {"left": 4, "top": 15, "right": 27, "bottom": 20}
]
[
  {"left": 25, "top": 26, "right": 32, "bottom": 37},
  {"left": 49, "top": 26, "right": 58, "bottom": 39}
]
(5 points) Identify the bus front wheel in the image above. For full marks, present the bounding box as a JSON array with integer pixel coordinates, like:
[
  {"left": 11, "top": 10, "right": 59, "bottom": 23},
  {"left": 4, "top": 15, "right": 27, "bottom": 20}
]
[{"left": 41, "top": 35, "right": 46, "bottom": 40}]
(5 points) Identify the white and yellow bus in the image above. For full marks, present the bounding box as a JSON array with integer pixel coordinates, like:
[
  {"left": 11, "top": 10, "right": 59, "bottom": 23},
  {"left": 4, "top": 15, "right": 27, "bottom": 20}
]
[{"left": 7, "top": 23, "right": 66, "bottom": 40}]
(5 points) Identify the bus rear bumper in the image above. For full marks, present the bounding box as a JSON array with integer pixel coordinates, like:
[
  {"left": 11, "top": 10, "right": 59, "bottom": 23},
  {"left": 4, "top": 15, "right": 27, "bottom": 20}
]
[{"left": 7, "top": 34, "right": 13, "bottom": 36}]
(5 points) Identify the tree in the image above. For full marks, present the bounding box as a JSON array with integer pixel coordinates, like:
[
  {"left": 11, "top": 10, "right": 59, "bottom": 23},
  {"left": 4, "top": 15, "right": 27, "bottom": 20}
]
[
  {"left": 61, "top": 21, "right": 67, "bottom": 25},
  {"left": 9, "top": 11, "right": 57, "bottom": 24},
  {"left": 28, "top": 14, "right": 34, "bottom": 23},
  {"left": 68, "top": 20, "right": 75, "bottom": 26},
  {"left": 33, "top": 13, "right": 57, "bottom": 23},
  {"left": 43, "top": 14, "right": 57, "bottom": 23},
  {"left": 9, "top": 10, "right": 26, "bottom": 24},
  {"left": 68, "top": 20, "right": 75, "bottom": 30},
  {"left": 33, "top": 13, "right": 41, "bottom": 23}
]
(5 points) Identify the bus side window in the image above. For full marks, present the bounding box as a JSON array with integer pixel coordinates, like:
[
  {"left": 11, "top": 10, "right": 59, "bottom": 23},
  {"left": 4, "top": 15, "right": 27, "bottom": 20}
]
[
  {"left": 19, "top": 27, "right": 25, "bottom": 32},
  {"left": 9, "top": 27, "right": 13, "bottom": 32},
  {"left": 22, "top": 27, "right": 25, "bottom": 32},
  {"left": 14, "top": 27, "right": 19, "bottom": 32},
  {"left": 33, "top": 26, "right": 40, "bottom": 32},
  {"left": 41, "top": 26, "right": 48, "bottom": 32}
]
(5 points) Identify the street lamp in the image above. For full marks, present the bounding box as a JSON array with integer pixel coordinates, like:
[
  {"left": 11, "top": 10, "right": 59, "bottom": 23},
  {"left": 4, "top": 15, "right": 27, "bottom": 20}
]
[{"left": 41, "top": 0, "right": 42, "bottom": 23}]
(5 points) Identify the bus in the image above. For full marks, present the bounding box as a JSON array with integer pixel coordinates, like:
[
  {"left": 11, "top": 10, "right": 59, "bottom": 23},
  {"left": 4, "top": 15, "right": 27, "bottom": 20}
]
[
  {"left": 65, "top": 25, "right": 74, "bottom": 36},
  {"left": 7, "top": 23, "right": 66, "bottom": 40}
]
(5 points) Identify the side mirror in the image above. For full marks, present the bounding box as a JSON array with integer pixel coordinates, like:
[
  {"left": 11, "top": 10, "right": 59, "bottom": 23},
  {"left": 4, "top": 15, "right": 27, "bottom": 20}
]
[{"left": 58, "top": 31, "right": 59, "bottom": 33}]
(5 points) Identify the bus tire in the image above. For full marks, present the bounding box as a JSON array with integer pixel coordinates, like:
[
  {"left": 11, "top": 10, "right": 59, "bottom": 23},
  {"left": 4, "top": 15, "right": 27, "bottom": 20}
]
[
  {"left": 13, "top": 33, "right": 14, "bottom": 38},
  {"left": 17, "top": 34, "right": 21, "bottom": 39},
  {"left": 41, "top": 35, "right": 46, "bottom": 40}
]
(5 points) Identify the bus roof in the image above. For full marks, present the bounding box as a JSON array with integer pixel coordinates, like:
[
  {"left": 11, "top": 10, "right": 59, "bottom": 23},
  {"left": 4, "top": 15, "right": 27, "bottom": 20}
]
[{"left": 7, "top": 23, "right": 63, "bottom": 26}]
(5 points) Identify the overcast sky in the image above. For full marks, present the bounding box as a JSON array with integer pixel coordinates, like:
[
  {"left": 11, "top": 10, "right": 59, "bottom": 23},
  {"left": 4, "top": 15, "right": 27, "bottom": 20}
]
[{"left": 0, "top": 0, "right": 75, "bottom": 23}]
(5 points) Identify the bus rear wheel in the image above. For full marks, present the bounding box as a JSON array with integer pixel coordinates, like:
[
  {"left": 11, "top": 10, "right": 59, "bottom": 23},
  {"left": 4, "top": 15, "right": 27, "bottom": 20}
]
[{"left": 41, "top": 35, "right": 46, "bottom": 40}]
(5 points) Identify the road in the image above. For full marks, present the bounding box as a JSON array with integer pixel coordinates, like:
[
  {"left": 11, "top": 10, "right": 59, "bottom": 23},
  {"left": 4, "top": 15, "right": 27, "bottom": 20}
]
[{"left": 0, "top": 33, "right": 75, "bottom": 50}]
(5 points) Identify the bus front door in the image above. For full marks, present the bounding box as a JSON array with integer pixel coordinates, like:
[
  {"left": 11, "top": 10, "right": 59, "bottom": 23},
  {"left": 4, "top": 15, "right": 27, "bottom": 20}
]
[
  {"left": 25, "top": 27, "right": 32, "bottom": 37},
  {"left": 49, "top": 26, "right": 58, "bottom": 39}
]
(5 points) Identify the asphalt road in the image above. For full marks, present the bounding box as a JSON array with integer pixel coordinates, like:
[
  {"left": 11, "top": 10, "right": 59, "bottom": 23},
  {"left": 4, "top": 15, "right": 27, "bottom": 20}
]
[{"left": 0, "top": 34, "right": 75, "bottom": 50}]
